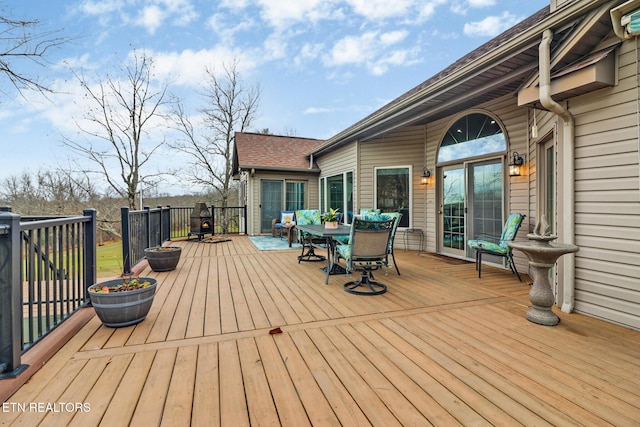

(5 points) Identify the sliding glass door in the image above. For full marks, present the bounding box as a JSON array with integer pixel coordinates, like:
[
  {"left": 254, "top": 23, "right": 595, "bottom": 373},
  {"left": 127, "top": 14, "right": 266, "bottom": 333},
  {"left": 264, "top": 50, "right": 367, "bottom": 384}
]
[{"left": 261, "top": 180, "right": 283, "bottom": 233}]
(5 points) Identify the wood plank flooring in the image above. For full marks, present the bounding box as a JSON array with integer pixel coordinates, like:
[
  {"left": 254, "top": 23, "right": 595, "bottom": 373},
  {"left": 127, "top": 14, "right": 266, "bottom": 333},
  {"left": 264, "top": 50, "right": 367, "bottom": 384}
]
[{"left": 2, "top": 236, "right": 640, "bottom": 426}]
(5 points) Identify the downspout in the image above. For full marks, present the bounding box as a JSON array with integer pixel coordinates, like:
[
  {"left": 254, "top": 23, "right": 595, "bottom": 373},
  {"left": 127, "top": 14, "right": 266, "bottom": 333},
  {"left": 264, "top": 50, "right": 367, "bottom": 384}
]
[{"left": 539, "top": 29, "right": 576, "bottom": 313}]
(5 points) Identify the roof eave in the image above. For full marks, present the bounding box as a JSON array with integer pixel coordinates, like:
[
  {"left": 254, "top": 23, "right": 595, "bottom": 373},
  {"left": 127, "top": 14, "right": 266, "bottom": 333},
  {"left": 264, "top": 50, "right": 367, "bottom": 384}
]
[
  {"left": 239, "top": 166, "right": 321, "bottom": 174},
  {"left": 312, "top": 0, "right": 613, "bottom": 156}
]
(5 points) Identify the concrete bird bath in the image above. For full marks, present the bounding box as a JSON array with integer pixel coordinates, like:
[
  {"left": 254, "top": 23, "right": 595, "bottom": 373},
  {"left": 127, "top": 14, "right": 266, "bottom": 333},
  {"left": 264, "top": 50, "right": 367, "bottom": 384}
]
[{"left": 509, "top": 216, "right": 579, "bottom": 326}]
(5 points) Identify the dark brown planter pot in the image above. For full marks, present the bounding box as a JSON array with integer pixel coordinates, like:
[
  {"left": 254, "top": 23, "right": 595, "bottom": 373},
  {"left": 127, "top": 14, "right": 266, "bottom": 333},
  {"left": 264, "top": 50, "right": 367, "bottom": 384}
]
[
  {"left": 88, "top": 278, "right": 158, "bottom": 328},
  {"left": 145, "top": 246, "right": 182, "bottom": 272}
]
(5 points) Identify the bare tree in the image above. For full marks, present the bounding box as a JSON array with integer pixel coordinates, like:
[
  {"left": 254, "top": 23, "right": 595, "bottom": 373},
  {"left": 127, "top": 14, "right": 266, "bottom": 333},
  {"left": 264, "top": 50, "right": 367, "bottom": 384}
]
[
  {"left": 0, "top": 15, "right": 69, "bottom": 97},
  {"left": 63, "top": 50, "right": 174, "bottom": 209},
  {"left": 0, "top": 169, "right": 98, "bottom": 215},
  {"left": 171, "top": 59, "right": 260, "bottom": 207}
]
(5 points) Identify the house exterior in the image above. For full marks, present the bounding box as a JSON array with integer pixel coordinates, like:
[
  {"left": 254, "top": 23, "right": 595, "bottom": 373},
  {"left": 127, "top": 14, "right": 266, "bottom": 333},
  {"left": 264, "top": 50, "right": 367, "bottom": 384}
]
[
  {"left": 305, "top": 0, "right": 640, "bottom": 330},
  {"left": 232, "top": 132, "right": 324, "bottom": 235}
]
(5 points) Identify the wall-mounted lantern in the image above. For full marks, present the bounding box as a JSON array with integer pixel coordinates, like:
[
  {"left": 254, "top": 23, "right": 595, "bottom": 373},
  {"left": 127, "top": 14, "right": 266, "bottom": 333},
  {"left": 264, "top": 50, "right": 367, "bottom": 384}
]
[
  {"left": 509, "top": 152, "right": 525, "bottom": 177},
  {"left": 421, "top": 168, "right": 431, "bottom": 184}
]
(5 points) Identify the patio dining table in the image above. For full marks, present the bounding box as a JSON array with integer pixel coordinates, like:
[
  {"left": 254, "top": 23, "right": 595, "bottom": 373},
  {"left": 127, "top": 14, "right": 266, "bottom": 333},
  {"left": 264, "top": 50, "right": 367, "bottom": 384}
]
[{"left": 295, "top": 223, "right": 351, "bottom": 284}]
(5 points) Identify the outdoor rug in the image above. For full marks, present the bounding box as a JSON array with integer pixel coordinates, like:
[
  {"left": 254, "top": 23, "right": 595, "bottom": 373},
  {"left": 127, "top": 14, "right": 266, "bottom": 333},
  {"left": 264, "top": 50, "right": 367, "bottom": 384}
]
[{"left": 249, "top": 235, "right": 302, "bottom": 251}]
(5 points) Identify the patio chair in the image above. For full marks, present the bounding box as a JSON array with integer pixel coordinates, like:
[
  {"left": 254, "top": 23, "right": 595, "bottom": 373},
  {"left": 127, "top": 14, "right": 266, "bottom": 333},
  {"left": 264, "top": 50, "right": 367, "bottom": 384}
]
[
  {"left": 335, "top": 217, "right": 395, "bottom": 295},
  {"left": 381, "top": 212, "right": 402, "bottom": 275},
  {"left": 295, "top": 209, "right": 326, "bottom": 262},
  {"left": 351, "top": 212, "right": 402, "bottom": 275},
  {"left": 359, "top": 208, "right": 380, "bottom": 215},
  {"left": 467, "top": 213, "right": 526, "bottom": 282},
  {"left": 272, "top": 211, "right": 295, "bottom": 239}
]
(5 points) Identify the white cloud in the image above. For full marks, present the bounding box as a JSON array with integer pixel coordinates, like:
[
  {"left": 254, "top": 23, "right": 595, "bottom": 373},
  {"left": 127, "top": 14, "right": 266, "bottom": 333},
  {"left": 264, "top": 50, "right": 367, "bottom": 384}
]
[
  {"left": 78, "top": 0, "right": 197, "bottom": 34},
  {"left": 304, "top": 107, "right": 335, "bottom": 114},
  {"left": 324, "top": 30, "right": 416, "bottom": 75},
  {"left": 78, "top": 0, "right": 125, "bottom": 15},
  {"left": 219, "top": 0, "right": 249, "bottom": 9},
  {"left": 160, "top": 0, "right": 198, "bottom": 26},
  {"left": 380, "top": 30, "right": 408, "bottom": 45},
  {"left": 257, "top": 0, "right": 343, "bottom": 30},
  {"left": 206, "top": 13, "right": 256, "bottom": 42},
  {"left": 450, "top": 0, "right": 495, "bottom": 15},
  {"left": 347, "top": 0, "right": 414, "bottom": 20},
  {"left": 463, "top": 12, "right": 522, "bottom": 37},
  {"left": 327, "top": 32, "right": 377, "bottom": 66},
  {"left": 263, "top": 32, "right": 290, "bottom": 60},
  {"left": 431, "top": 29, "right": 459, "bottom": 40},
  {"left": 346, "top": 0, "right": 447, "bottom": 23},
  {"left": 468, "top": 0, "right": 496, "bottom": 7},
  {"left": 151, "top": 47, "right": 259, "bottom": 86},
  {"left": 136, "top": 5, "right": 165, "bottom": 34},
  {"left": 294, "top": 43, "right": 325, "bottom": 67}
]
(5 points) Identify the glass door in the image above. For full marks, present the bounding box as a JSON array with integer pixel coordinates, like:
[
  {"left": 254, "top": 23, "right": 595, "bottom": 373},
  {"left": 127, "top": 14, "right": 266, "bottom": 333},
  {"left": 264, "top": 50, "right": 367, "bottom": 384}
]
[
  {"left": 261, "top": 180, "right": 283, "bottom": 233},
  {"left": 467, "top": 159, "right": 504, "bottom": 262},
  {"left": 439, "top": 166, "right": 466, "bottom": 256},
  {"left": 439, "top": 159, "right": 504, "bottom": 260}
]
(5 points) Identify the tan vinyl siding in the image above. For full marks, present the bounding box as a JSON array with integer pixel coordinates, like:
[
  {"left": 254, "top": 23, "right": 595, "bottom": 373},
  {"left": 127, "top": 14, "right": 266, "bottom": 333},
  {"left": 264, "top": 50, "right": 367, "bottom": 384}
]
[
  {"left": 569, "top": 39, "right": 640, "bottom": 329},
  {"left": 248, "top": 170, "right": 319, "bottom": 235},
  {"left": 360, "top": 126, "right": 425, "bottom": 214},
  {"left": 316, "top": 143, "right": 357, "bottom": 209},
  {"left": 361, "top": 126, "right": 425, "bottom": 245}
]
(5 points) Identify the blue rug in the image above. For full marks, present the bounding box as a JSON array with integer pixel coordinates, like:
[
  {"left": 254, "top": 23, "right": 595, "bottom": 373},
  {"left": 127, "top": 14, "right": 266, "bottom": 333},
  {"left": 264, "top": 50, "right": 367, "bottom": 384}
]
[{"left": 249, "top": 235, "right": 302, "bottom": 251}]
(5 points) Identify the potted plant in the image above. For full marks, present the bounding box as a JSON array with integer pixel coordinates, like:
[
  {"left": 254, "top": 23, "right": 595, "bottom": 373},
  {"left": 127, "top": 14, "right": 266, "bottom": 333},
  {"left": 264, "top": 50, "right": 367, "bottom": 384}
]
[
  {"left": 322, "top": 208, "right": 340, "bottom": 229},
  {"left": 144, "top": 245, "right": 182, "bottom": 272},
  {"left": 88, "top": 275, "right": 158, "bottom": 327}
]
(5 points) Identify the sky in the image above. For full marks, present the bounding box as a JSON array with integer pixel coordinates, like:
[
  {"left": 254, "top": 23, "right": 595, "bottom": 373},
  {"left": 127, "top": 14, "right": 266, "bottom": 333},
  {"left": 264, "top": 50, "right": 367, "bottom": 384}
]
[{"left": 0, "top": 0, "right": 547, "bottom": 195}]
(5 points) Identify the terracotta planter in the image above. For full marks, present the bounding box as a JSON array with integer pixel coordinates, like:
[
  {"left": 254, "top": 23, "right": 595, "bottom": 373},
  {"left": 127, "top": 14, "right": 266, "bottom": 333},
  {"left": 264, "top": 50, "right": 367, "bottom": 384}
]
[
  {"left": 324, "top": 221, "right": 338, "bottom": 229},
  {"left": 88, "top": 278, "right": 158, "bottom": 328},
  {"left": 145, "top": 246, "right": 182, "bottom": 272}
]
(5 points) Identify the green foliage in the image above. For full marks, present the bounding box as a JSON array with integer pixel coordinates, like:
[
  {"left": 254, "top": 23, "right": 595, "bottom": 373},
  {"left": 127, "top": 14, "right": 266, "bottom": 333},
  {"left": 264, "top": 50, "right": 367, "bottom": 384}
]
[{"left": 322, "top": 207, "right": 340, "bottom": 223}]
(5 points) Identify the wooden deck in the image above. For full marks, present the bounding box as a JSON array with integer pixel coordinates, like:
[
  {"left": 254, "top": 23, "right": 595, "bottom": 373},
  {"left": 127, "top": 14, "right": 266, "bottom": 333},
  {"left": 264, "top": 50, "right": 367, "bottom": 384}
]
[{"left": 2, "top": 236, "right": 640, "bottom": 426}]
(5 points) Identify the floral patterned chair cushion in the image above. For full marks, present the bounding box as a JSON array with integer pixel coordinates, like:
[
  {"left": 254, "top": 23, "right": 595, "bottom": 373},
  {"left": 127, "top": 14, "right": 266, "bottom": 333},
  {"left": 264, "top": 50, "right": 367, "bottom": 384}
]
[
  {"left": 295, "top": 210, "right": 321, "bottom": 226},
  {"left": 294, "top": 210, "right": 326, "bottom": 262},
  {"left": 467, "top": 213, "right": 525, "bottom": 281}
]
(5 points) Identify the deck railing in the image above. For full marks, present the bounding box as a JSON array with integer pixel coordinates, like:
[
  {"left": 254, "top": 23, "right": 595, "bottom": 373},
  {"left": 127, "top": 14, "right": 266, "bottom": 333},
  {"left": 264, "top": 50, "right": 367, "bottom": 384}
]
[
  {"left": 121, "top": 205, "right": 247, "bottom": 273},
  {"left": 0, "top": 207, "right": 96, "bottom": 379},
  {"left": 120, "top": 206, "right": 172, "bottom": 274},
  {"left": 0, "top": 204, "right": 248, "bottom": 380}
]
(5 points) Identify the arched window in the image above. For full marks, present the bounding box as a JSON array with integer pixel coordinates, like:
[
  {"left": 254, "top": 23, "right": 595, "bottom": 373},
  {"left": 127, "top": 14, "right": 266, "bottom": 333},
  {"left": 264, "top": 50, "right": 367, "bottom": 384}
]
[{"left": 438, "top": 113, "right": 506, "bottom": 163}]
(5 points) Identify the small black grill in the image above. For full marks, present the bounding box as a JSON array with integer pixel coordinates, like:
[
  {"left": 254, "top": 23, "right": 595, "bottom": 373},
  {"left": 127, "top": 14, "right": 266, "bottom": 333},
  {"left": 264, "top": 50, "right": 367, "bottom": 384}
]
[{"left": 190, "top": 202, "right": 213, "bottom": 240}]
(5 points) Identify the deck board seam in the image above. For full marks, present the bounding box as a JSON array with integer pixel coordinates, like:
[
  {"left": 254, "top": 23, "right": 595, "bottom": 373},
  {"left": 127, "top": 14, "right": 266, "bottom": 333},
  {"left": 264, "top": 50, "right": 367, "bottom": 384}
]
[{"left": 70, "top": 296, "right": 511, "bottom": 360}]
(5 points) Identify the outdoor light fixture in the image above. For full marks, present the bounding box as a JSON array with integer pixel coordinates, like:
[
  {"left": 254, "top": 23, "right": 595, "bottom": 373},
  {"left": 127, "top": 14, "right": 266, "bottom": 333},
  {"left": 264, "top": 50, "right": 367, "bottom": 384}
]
[
  {"left": 509, "top": 152, "right": 525, "bottom": 177},
  {"left": 421, "top": 168, "right": 432, "bottom": 184}
]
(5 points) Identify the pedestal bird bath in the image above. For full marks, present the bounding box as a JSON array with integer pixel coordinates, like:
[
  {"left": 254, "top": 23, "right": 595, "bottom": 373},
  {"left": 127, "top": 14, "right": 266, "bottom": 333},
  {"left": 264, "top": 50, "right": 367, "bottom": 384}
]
[{"left": 509, "top": 216, "right": 579, "bottom": 326}]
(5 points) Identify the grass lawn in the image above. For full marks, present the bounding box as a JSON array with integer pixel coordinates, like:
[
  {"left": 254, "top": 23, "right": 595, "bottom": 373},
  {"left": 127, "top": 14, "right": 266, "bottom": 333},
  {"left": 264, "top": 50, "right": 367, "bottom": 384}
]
[{"left": 97, "top": 241, "right": 124, "bottom": 278}]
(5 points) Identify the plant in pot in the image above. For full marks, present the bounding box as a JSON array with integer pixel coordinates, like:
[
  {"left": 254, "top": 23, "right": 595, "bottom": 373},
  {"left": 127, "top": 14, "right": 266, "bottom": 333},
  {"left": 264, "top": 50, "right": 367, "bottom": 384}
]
[
  {"left": 144, "top": 245, "right": 182, "bottom": 272},
  {"left": 88, "top": 275, "right": 158, "bottom": 327},
  {"left": 322, "top": 208, "right": 340, "bottom": 229}
]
